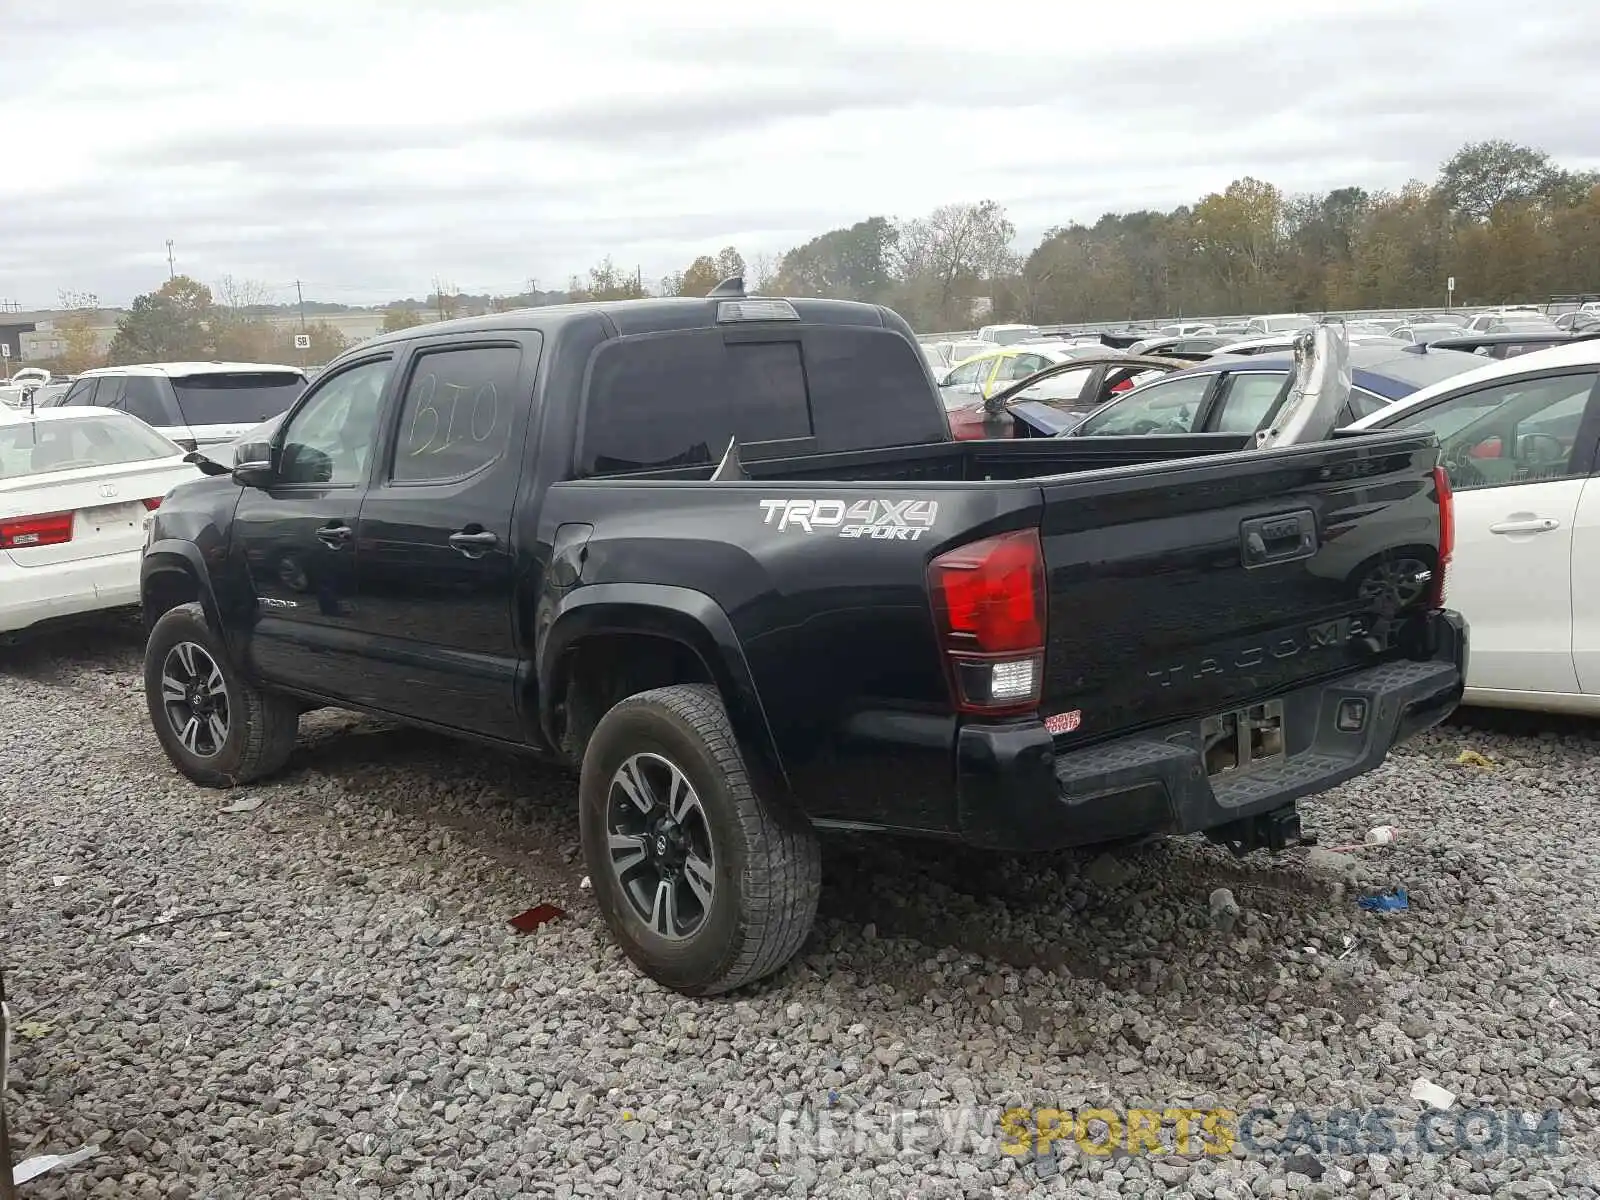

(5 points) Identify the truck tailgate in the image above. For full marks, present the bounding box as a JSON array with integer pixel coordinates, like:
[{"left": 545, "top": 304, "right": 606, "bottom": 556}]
[{"left": 1035, "top": 430, "right": 1444, "bottom": 740}]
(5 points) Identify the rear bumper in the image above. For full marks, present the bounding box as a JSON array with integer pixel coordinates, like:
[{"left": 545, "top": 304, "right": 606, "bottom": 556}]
[
  {"left": 0, "top": 548, "right": 142, "bottom": 635},
  {"left": 955, "top": 609, "right": 1468, "bottom": 852}
]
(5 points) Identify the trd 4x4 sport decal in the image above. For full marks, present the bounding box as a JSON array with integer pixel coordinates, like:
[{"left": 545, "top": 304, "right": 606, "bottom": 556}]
[{"left": 759, "top": 498, "right": 939, "bottom": 541}]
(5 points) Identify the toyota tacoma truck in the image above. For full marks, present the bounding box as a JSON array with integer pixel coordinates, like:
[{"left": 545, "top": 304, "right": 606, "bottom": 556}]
[{"left": 139, "top": 281, "right": 1466, "bottom": 996}]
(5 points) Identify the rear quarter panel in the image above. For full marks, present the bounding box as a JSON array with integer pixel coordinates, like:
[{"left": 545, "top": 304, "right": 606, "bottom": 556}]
[{"left": 541, "top": 479, "right": 1040, "bottom": 828}]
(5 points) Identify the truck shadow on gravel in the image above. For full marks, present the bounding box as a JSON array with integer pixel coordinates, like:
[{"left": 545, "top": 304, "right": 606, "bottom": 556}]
[
  {"left": 0, "top": 617, "right": 144, "bottom": 682},
  {"left": 273, "top": 711, "right": 1367, "bottom": 1020},
  {"left": 814, "top": 832, "right": 1368, "bottom": 1021}
]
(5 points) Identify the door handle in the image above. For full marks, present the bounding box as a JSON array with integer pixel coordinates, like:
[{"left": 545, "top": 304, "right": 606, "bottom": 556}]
[
  {"left": 448, "top": 529, "right": 499, "bottom": 557},
  {"left": 316, "top": 523, "right": 353, "bottom": 548},
  {"left": 1488, "top": 518, "right": 1560, "bottom": 535}
]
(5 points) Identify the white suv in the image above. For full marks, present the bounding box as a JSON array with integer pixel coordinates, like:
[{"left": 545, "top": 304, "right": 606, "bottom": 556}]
[{"left": 57, "top": 362, "right": 307, "bottom": 452}]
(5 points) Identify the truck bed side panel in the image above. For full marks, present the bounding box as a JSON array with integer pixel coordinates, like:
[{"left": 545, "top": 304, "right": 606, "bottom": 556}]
[{"left": 540, "top": 479, "right": 1041, "bottom": 828}]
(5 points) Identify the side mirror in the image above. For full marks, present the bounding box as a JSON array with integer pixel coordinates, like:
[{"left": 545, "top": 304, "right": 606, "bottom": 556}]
[{"left": 231, "top": 441, "right": 275, "bottom": 488}]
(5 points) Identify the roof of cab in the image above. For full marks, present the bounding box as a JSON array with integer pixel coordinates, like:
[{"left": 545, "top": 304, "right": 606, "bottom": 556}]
[
  {"left": 352, "top": 293, "right": 902, "bottom": 354},
  {"left": 77, "top": 361, "right": 305, "bottom": 378}
]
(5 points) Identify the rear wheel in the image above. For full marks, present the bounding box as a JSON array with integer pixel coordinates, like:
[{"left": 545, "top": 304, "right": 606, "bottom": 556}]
[
  {"left": 579, "top": 684, "right": 820, "bottom": 996},
  {"left": 144, "top": 602, "right": 300, "bottom": 787}
]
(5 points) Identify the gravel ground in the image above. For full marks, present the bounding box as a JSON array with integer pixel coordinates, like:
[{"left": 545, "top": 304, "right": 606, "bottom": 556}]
[{"left": 4, "top": 623, "right": 1599, "bottom": 1199}]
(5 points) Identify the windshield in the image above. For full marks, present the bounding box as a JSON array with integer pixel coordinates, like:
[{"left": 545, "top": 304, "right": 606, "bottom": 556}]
[
  {"left": 171, "top": 371, "right": 306, "bottom": 426},
  {"left": 0, "top": 413, "right": 180, "bottom": 478}
]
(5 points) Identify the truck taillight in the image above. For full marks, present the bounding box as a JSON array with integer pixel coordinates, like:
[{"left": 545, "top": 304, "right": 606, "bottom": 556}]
[
  {"left": 928, "top": 528, "right": 1046, "bottom": 715},
  {"left": 1430, "top": 465, "right": 1452, "bottom": 609},
  {"left": 0, "top": 511, "right": 74, "bottom": 549}
]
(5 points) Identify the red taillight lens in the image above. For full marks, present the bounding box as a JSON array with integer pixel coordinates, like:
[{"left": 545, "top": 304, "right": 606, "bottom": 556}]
[
  {"left": 1429, "top": 465, "right": 1453, "bottom": 609},
  {"left": 928, "top": 528, "right": 1046, "bottom": 714},
  {"left": 0, "top": 511, "right": 74, "bottom": 549},
  {"left": 142, "top": 497, "right": 162, "bottom": 511}
]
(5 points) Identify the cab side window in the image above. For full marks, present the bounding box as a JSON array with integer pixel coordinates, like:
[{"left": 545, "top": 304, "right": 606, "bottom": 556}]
[
  {"left": 277, "top": 359, "right": 393, "bottom": 486},
  {"left": 391, "top": 346, "right": 522, "bottom": 484},
  {"left": 119, "top": 377, "right": 175, "bottom": 427}
]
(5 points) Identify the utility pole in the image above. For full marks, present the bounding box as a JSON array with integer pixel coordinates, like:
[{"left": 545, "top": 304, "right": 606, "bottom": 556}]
[
  {"left": 165, "top": 240, "right": 175, "bottom": 280},
  {"left": 295, "top": 280, "right": 309, "bottom": 369}
]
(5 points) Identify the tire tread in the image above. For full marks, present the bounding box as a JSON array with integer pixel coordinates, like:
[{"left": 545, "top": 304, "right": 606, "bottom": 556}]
[
  {"left": 587, "top": 683, "right": 820, "bottom": 995},
  {"left": 145, "top": 602, "right": 299, "bottom": 787}
]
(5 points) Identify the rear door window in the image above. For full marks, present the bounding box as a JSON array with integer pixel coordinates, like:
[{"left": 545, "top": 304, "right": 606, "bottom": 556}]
[
  {"left": 579, "top": 326, "right": 945, "bottom": 476},
  {"left": 391, "top": 345, "right": 524, "bottom": 484},
  {"left": 118, "top": 376, "right": 178, "bottom": 427},
  {"left": 1210, "top": 371, "right": 1287, "bottom": 433},
  {"left": 170, "top": 371, "right": 307, "bottom": 427},
  {"left": 61, "top": 378, "right": 99, "bottom": 406}
]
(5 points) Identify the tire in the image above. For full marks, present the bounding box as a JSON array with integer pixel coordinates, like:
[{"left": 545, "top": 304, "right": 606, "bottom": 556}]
[
  {"left": 143, "top": 602, "right": 300, "bottom": 787},
  {"left": 579, "top": 683, "right": 820, "bottom": 996}
]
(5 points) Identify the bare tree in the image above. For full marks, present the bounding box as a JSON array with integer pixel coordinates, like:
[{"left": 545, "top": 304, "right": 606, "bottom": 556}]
[{"left": 893, "top": 201, "right": 1017, "bottom": 327}]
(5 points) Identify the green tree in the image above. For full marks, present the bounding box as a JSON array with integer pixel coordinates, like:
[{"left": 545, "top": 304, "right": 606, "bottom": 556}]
[
  {"left": 1191, "top": 177, "right": 1284, "bottom": 311},
  {"left": 107, "top": 275, "right": 217, "bottom": 363},
  {"left": 775, "top": 217, "right": 898, "bottom": 301},
  {"left": 1436, "top": 140, "right": 1568, "bottom": 222},
  {"left": 713, "top": 246, "right": 745, "bottom": 282},
  {"left": 300, "top": 320, "right": 350, "bottom": 362},
  {"left": 56, "top": 311, "right": 104, "bottom": 373},
  {"left": 675, "top": 255, "right": 722, "bottom": 296},
  {"left": 567, "top": 257, "right": 647, "bottom": 302},
  {"left": 381, "top": 305, "right": 424, "bottom": 333}
]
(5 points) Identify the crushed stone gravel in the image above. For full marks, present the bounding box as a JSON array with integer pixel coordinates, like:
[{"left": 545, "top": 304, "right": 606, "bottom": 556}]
[{"left": 3, "top": 624, "right": 1598, "bottom": 1198}]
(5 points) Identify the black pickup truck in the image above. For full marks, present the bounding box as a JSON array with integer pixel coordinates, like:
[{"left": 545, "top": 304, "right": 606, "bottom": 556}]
[{"left": 140, "top": 281, "right": 1466, "bottom": 995}]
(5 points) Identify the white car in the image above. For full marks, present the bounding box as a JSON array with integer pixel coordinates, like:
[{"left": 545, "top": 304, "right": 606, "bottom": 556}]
[
  {"left": 55, "top": 362, "right": 307, "bottom": 453},
  {"left": 1, "top": 406, "right": 202, "bottom": 637},
  {"left": 1242, "top": 313, "right": 1315, "bottom": 336},
  {"left": 0, "top": 368, "right": 57, "bottom": 408},
  {"left": 975, "top": 323, "right": 1039, "bottom": 345},
  {"left": 1347, "top": 339, "right": 1600, "bottom": 713}
]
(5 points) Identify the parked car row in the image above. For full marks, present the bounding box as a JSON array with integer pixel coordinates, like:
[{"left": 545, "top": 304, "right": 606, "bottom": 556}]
[{"left": 2, "top": 360, "right": 310, "bottom": 641}]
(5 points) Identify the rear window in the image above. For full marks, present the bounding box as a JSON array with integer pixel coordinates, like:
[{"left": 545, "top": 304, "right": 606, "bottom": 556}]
[
  {"left": 0, "top": 413, "right": 179, "bottom": 478},
  {"left": 1357, "top": 349, "right": 1484, "bottom": 389},
  {"left": 578, "top": 326, "right": 947, "bottom": 476},
  {"left": 171, "top": 371, "right": 306, "bottom": 426}
]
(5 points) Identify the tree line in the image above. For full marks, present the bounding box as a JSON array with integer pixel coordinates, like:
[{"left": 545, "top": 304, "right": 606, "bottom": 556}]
[
  {"left": 575, "top": 139, "right": 1600, "bottom": 329},
  {"left": 37, "top": 138, "right": 1600, "bottom": 374}
]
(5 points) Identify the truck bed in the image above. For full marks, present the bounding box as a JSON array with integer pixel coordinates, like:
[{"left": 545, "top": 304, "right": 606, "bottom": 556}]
[{"left": 543, "top": 427, "right": 1450, "bottom": 838}]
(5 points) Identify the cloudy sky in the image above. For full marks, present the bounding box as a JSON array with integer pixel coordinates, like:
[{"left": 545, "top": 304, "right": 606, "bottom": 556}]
[{"left": 3, "top": 0, "right": 1595, "bottom": 309}]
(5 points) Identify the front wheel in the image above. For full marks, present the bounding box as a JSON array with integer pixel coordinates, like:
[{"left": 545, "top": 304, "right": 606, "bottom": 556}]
[
  {"left": 143, "top": 602, "right": 300, "bottom": 787},
  {"left": 579, "top": 684, "right": 820, "bottom": 996}
]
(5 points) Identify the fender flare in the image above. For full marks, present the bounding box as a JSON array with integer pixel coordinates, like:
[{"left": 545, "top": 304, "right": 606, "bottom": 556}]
[
  {"left": 140, "top": 540, "right": 225, "bottom": 637},
  {"left": 537, "top": 583, "right": 789, "bottom": 792}
]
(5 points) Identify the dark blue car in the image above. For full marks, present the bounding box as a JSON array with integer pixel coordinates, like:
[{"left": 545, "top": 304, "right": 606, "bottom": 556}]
[{"left": 1060, "top": 344, "right": 1488, "bottom": 437}]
